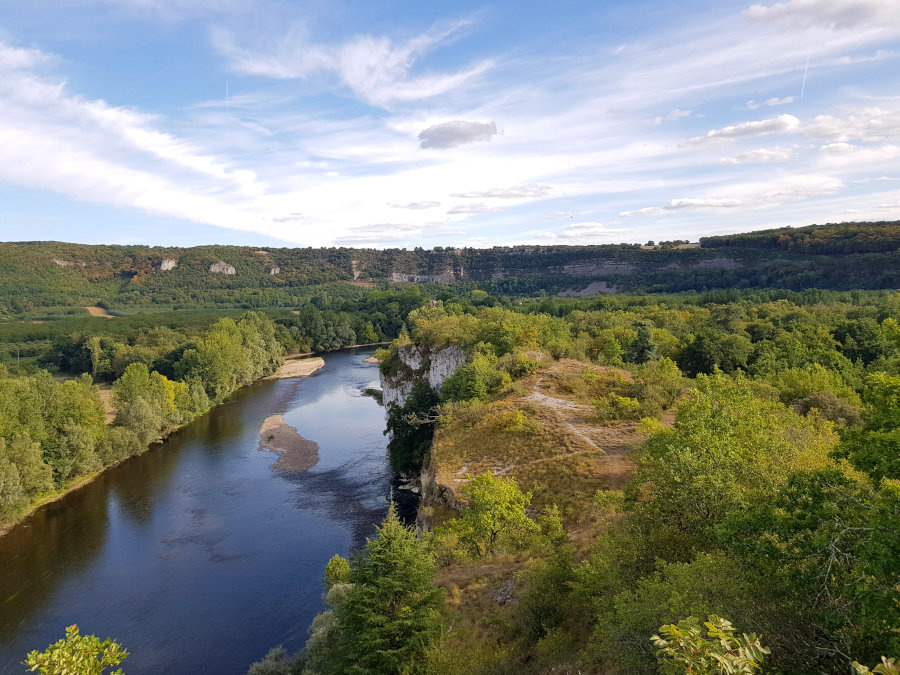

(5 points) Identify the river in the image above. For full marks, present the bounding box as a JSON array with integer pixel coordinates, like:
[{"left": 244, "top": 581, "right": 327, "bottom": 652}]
[{"left": 0, "top": 349, "right": 397, "bottom": 674}]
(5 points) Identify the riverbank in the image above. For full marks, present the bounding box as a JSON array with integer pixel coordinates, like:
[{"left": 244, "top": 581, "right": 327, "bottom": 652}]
[
  {"left": 0, "top": 346, "right": 382, "bottom": 538},
  {"left": 0, "top": 355, "right": 331, "bottom": 538}
]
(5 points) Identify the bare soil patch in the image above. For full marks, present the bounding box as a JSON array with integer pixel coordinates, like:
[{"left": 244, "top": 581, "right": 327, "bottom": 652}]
[
  {"left": 85, "top": 305, "right": 114, "bottom": 318},
  {"left": 97, "top": 385, "right": 116, "bottom": 424}
]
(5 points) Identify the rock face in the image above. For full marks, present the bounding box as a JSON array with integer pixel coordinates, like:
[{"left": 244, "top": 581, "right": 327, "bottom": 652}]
[
  {"left": 379, "top": 344, "right": 466, "bottom": 410},
  {"left": 209, "top": 261, "right": 236, "bottom": 275},
  {"left": 389, "top": 270, "right": 456, "bottom": 284},
  {"left": 269, "top": 266, "right": 281, "bottom": 276},
  {"left": 159, "top": 258, "right": 177, "bottom": 271}
]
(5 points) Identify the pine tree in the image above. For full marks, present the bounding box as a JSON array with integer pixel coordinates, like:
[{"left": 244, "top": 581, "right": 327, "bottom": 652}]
[
  {"left": 626, "top": 321, "right": 659, "bottom": 364},
  {"left": 333, "top": 504, "right": 443, "bottom": 674}
]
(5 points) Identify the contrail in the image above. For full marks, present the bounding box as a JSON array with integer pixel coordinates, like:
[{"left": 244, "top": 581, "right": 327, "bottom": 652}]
[{"left": 800, "top": 48, "right": 810, "bottom": 100}]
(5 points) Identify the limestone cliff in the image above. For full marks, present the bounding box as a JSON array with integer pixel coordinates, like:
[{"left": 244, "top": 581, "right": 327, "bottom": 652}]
[{"left": 379, "top": 343, "right": 465, "bottom": 409}]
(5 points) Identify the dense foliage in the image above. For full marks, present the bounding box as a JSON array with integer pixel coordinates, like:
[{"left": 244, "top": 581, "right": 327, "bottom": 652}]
[{"left": 0, "top": 312, "right": 283, "bottom": 524}]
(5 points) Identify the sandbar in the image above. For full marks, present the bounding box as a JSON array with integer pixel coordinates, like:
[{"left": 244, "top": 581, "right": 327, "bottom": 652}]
[
  {"left": 267, "top": 356, "right": 325, "bottom": 379},
  {"left": 259, "top": 414, "right": 319, "bottom": 471}
]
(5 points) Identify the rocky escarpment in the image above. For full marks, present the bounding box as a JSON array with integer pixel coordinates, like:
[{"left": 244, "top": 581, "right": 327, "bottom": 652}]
[
  {"left": 209, "top": 261, "right": 236, "bottom": 274},
  {"left": 379, "top": 343, "right": 466, "bottom": 410}
]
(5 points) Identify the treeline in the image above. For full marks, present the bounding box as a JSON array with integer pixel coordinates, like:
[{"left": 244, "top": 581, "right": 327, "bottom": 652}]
[
  {"left": 0, "top": 312, "right": 284, "bottom": 523},
  {"left": 5, "top": 222, "right": 900, "bottom": 316},
  {"left": 701, "top": 220, "right": 900, "bottom": 254},
  {"left": 1, "top": 286, "right": 437, "bottom": 373}
]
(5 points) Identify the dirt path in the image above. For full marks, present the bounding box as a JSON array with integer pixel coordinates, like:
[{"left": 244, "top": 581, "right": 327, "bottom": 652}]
[
  {"left": 85, "top": 305, "right": 114, "bottom": 318},
  {"left": 527, "top": 376, "right": 601, "bottom": 451}
]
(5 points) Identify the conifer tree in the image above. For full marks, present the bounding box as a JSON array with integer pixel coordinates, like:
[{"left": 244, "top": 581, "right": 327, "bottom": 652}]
[{"left": 332, "top": 503, "right": 443, "bottom": 674}]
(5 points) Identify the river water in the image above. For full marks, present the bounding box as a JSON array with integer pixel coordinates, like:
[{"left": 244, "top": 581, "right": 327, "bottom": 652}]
[{"left": 0, "top": 350, "right": 395, "bottom": 674}]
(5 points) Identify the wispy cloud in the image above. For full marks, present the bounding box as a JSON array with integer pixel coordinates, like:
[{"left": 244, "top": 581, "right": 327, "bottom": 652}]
[
  {"left": 389, "top": 201, "right": 441, "bottom": 209},
  {"left": 447, "top": 203, "right": 505, "bottom": 214},
  {"left": 211, "top": 18, "right": 492, "bottom": 108},
  {"left": 720, "top": 146, "right": 793, "bottom": 164},
  {"left": 451, "top": 184, "right": 551, "bottom": 199},
  {"left": 684, "top": 114, "right": 800, "bottom": 144},
  {"left": 743, "top": 0, "right": 897, "bottom": 31}
]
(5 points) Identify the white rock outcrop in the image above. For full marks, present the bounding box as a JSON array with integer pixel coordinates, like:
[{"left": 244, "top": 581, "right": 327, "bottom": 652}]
[
  {"left": 209, "top": 261, "right": 236, "bottom": 275},
  {"left": 159, "top": 258, "right": 177, "bottom": 271},
  {"left": 380, "top": 344, "right": 466, "bottom": 409}
]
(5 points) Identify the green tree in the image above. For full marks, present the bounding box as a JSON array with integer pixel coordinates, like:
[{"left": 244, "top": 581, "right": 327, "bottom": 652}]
[
  {"left": 626, "top": 321, "right": 659, "bottom": 364},
  {"left": 450, "top": 472, "right": 538, "bottom": 557},
  {"left": 329, "top": 504, "right": 444, "bottom": 674},
  {"left": 629, "top": 373, "right": 836, "bottom": 540},
  {"left": 24, "top": 624, "right": 128, "bottom": 675},
  {"left": 836, "top": 372, "right": 900, "bottom": 480}
]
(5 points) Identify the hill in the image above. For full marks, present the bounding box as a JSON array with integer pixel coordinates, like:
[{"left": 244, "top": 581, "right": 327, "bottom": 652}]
[{"left": 2, "top": 221, "right": 899, "bottom": 316}]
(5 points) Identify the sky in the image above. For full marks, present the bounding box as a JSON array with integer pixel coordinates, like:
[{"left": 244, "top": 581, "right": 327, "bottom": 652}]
[{"left": 1, "top": 0, "right": 899, "bottom": 249}]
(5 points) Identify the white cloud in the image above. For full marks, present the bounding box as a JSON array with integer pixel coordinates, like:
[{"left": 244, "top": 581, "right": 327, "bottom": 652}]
[
  {"left": 803, "top": 106, "right": 900, "bottom": 142},
  {"left": 654, "top": 108, "right": 694, "bottom": 124},
  {"left": 621, "top": 198, "right": 743, "bottom": 217},
  {"left": 685, "top": 114, "right": 800, "bottom": 144},
  {"left": 418, "top": 120, "right": 498, "bottom": 149},
  {"left": 447, "top": 203, "right": 505, "bottom": 214},
  {"left": 451, "top": 184, "right": 551, "bottom": 199},
  {"left": 720, "top": 146, "right": 793, "bottom": 164},
  {"left": 0, "top": 40, "right": 269, "bottom": 234},
  {"left": 621, "top": 174, "right": 843, "bottom": 217},
  {"left": 766, "top": 96, "right": 795, "bottom": 106},
  {"left": 211, "top": 18, "right": 492, "bottom": 108},
  {"left": 557, "top": 221, "right": 627, "bottom": 239},
  {"left": 744, "top": 0, "right": 896, "bottom": 30},
  {"left": 389, "top": 201, "right": 441, "bottom": 209}
]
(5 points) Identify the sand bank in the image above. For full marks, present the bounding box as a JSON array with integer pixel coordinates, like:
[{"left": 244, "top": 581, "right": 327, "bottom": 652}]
[
  {"left": 267, "top": 356, "right": 325, "bottom": 379},
  {"left": 259, "top": 414, "right": 319, "bottom": 471}
]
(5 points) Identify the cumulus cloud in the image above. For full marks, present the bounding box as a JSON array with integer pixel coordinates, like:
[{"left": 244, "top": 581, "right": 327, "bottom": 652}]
[
  {"left": 803, "top": 106, "right": 900, "bottom": 143},
  {"left": 685, "top": 114, "right": 800, "bottom": 144},
  {"left": 418, "top": 120, "right": 498, "bottom": 149},
  {"left": 747, "top": 96, "right": 795, "bottom": 109},
  {"left": 744, "top": 0, "right": 894, "bottom": 30},
  {"left": 720, "top": 146, "right": 793, "bottom": 164},
  {"left": 451, "top": 184, "right": 551, "bottom": 199},
  {"left": 389, "top": 200, "right": 441, "bottom": 209},
  {"left": 447, "top": 203, "right": 505, "bottom": 214},
  {"left": 212, "top": 18, "right": 492, "bottom": 108}
]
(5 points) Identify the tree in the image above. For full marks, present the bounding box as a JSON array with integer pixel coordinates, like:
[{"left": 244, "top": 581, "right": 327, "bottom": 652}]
[
  {"left": 328, "top": 504, "right": 443, "bottom": 673},
  {"left": 24, "top": 624, "right": 128, "bottom": 675},
  {"left": 652, "top": 615, "right": 769, "bottom": 675},
  {"left": 626, "top": 321, "right": 659, "bottom": 364},
  {"left": 836, "top": 372, "right": 900, "bottom": 480},
  {"left": 629, "top": 373, "right": 836, "bottom": 539},
  {"left": 451, "top": 472, "right": 538, "bottom": 557},
  {"left": 677, "top": 330, "right": 752, "bottom": 376}
]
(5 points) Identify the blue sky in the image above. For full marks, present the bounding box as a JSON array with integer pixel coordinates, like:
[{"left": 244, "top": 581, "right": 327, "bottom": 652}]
[{"left": 1, "top": 0, "right": 899, "bottom": 248}]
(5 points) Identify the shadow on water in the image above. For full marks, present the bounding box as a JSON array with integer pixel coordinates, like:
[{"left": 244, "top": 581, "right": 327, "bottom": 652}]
[{"left": 0, "top": 349, "right": 407, "bottom": 675}]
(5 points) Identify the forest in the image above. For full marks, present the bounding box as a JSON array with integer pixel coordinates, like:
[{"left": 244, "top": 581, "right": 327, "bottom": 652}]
[
  {"left": 2, "top": 221, "right": 900, "bottom": 320},
  {"left": 228, "top": 284, "right": 900, "bottom": 674},
  {"left": 4, "top": 221, "right": 900, "bottom": 674}
]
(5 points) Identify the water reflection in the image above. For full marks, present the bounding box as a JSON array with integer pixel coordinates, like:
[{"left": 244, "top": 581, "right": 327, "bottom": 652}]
[{"left": 0, "top": 350, "right": 396, "bottom": 675}]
